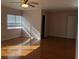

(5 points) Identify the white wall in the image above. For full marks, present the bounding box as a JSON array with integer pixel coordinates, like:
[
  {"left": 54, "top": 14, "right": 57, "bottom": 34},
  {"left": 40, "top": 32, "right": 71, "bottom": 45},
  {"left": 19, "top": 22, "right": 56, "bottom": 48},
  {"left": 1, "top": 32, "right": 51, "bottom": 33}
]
[
  {"left": 22, "top": 9, "right": 41, "bottom": 32},
  {"left": 66, "top": 15, "right": 78, "bottom": 38},
  {"left": 1, "top": 6, "right": 22, "bottom": 41},
  {"left": 1, "top": 6, "right": 7, "bottom": 41},
  {"left": 46, "top": 10, "right": 78, "bottom": 39},
  {"left": 22, "top": 9, "right": 42, "bottom": 39}
]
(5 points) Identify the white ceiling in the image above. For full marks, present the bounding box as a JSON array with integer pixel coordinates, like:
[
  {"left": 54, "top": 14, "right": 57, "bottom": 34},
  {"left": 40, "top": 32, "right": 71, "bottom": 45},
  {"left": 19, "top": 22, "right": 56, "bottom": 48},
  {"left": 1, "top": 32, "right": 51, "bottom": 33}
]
[
  {"left": 1, "top": 0, "right": 78, "bottom": 10},
  {"left": 42, "top": 0, "right": 78, "bottom": 10},
  {"left": 1, "top": 0, "right": 41, "bottom": 10}
]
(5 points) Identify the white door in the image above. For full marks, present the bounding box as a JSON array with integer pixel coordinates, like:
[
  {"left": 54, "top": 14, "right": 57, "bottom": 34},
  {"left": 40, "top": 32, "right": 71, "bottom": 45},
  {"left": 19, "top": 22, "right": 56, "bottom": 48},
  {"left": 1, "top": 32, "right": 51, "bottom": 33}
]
[{"left": 66, "top": 15, "right": 78, "bottom": 39}]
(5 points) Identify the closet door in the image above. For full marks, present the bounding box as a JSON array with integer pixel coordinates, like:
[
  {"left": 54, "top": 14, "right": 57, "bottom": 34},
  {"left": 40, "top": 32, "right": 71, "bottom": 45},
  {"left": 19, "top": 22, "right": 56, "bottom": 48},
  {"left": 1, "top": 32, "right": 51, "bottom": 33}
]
[{"left": 66, "top": 15, "right": 78, "bottom": 39}]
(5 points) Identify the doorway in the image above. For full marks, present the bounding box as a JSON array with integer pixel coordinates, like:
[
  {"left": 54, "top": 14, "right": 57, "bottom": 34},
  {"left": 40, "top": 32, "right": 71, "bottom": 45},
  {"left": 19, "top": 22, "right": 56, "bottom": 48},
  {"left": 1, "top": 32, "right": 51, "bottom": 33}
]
[{"left": 41, "top": 15, "right": 46, "bottom": 39}]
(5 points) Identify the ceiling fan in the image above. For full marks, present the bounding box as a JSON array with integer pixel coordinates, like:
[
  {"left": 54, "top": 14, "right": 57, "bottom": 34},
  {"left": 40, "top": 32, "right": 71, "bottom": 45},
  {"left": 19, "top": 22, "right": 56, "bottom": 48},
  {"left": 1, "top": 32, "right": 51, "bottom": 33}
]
[{"left": 8, "top": 0, "right": 39, "bottom": 8}]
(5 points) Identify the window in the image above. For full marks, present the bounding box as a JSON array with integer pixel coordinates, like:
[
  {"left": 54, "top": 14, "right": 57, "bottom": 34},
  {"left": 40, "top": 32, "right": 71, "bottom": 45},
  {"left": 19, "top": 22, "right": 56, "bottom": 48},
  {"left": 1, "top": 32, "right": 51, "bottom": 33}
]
[{"left": 7, "top": 15, "right": 22, "bottom": 29}]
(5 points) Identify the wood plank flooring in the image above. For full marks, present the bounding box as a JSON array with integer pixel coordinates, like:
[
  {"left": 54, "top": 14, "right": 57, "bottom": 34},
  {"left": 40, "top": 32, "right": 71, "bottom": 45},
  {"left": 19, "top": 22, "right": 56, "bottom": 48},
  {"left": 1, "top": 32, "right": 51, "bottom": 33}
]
[{"left": 1, "top": 37, "right": 76, "bottom": 59}]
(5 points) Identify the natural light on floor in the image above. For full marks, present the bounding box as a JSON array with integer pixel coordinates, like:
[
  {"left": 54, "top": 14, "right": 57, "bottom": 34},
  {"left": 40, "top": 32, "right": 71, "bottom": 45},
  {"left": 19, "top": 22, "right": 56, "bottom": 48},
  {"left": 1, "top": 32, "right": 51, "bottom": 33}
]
[{"left": 1, "top": 45, "right": 40, "bottom": 56}]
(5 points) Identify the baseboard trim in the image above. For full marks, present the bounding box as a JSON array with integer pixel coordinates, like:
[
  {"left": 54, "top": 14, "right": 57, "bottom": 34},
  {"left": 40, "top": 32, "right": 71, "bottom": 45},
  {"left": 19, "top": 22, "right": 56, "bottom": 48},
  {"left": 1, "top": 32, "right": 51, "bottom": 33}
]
[
  {"left": 46, "top": 36, "right": 76, "bottom": 40},
  {"left": 1, "top": 36, "right": 21, "bottom": 42}
]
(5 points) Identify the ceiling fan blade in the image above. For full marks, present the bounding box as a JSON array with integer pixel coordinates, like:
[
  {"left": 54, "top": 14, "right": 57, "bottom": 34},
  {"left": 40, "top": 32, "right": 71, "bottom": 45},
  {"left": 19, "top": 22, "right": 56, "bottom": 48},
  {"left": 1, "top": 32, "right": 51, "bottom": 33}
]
[
  {"left": 30, "top": 1, "right": 39, "bottom": 5},
  {"left": 28, "top": 3, "right": 35, "bottom": 7},
  {"left": 25, "top": 0, "right": 28, "bottom": 3}
]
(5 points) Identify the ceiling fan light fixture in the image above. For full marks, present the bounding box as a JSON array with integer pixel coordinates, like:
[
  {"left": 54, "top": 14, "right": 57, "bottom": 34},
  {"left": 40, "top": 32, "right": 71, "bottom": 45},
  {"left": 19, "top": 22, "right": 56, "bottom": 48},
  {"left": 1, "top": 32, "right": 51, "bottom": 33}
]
[{"left": 21, "top": 4, "right": 29, "bottom": 8}]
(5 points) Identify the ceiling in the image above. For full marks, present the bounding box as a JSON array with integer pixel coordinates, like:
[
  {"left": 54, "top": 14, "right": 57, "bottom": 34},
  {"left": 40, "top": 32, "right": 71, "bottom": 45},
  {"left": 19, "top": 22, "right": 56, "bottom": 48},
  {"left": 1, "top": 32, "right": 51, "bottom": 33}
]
[
  {"left": 1, "top": 0, "right": 78, "bottom": 10},
  {"left": 1, "top": 0, "right": 41, "bottom": 10},
  {"left": 42, "top": 0, "right": 78, "bottom": 10}
]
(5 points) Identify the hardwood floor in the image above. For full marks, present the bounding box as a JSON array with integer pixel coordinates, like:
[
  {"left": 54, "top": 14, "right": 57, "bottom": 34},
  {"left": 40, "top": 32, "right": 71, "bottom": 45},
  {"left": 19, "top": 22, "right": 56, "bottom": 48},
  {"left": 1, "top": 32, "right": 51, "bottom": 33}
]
[
  {"left": 41, "top": 37, "right": 76, "bottom": 59},
  {"left": 1, "top": 37, "right": 76, "bottom": 59}
]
